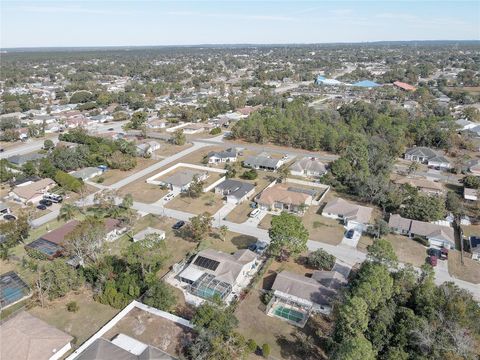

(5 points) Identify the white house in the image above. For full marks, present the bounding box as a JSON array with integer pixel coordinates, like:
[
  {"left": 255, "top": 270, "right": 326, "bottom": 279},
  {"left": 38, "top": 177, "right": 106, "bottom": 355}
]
[
  {"left": 464, "top": 188, "right": 478, "bottom": 201},
  {"left": 159, "top": 169, "right": 209, "bottom": 192},
  {"left": 207, "top": 148, "right": 238, "bottom": 164},
  {"left": 214, "top": 179, "right": 255, "bottom": 204},
  {"left": 322, "top": 198, "right": 373, "bottom": 231},
  {"left": 289, "top": 157, "right": 327, "bottom": 178}
]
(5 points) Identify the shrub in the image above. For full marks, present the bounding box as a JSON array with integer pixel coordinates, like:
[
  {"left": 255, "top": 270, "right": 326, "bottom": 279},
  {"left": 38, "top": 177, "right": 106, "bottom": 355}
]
[
  {"left": 247, "top": 339, "right": 258, "bottom": 353},
  {"left": 66, "top": 301, "right": 79, "bottom": 312},
  {"left": 209, "top": 127, "right": 222, "bottom": 135},
  {"left": 96, "top": 176, "right": 105, "bottom": 183},
  {"left": 307, "top": 249, "right": 336, "bottom": 270},
  {"left": 262, "top": 343, "right": 271, "bottom": 357},
  {"left": 241, "top": 169, "right": 258, "bottom": 180},
  {"left": 261, "top": 290, "right": 273, "bottom": 305}
]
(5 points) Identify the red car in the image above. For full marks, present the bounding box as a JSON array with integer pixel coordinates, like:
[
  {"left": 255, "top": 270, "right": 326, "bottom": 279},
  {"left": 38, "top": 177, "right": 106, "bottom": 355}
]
[{"left": 428, "top": 255, "right": 438, "bottom": 267}]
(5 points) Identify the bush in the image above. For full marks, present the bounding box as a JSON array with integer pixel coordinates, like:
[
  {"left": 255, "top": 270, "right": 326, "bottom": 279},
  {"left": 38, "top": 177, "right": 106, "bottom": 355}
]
[
  {"left": 209, "top": 127, "right": 222, "bottom": 135},
  {"left": 96, "top": 177, "right": 105, "bottom": 183},
  {"left": 261, "top": 290, "right": 273, "bottom": 305},
  {"left": 55, "top": 170, "right": 84, "bottom": 193},
  {"left": 262, "top": 343, "right": 271, "bottom": 357},
  {"left": 247, "top": 339, "right": 258, "bottom": 353},
  {"left": 307, "top": 249, "right": 336, "bottom": 270},
  {"left": 241, "top": 169, "right": 258, "bottom": 180},
  {"left": 413, "top": 235, "right": 429, "bottom": 246},
  {"left": 66, "top": 301, "right": 79, "bottom": 312}
]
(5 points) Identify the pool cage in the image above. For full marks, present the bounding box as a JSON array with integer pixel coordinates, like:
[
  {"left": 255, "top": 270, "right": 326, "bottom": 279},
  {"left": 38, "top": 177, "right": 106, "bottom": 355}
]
[
  {"left": 266, "top": 293, "right": 311, "bottom": 328},
  {"left": 189, "top": 273, "right": 232, "bottom": 301},
  {"left": 0, "top": 271, "right": 31, "bottom": 310}
]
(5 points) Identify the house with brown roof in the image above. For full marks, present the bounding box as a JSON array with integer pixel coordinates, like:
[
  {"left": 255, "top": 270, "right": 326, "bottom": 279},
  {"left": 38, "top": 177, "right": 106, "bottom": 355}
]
[
  {"left": 0, "top": 311, "right": 73, "bottom": 360},
  {"left": 388, "top": 214, "right": 455, "bottom": 249},
  {"left": 394, "top": 177, "right": 444, "bottom": 195},
  {"left": 256, "top": 184, "right": 315, "bottom": 214},
  {"left": 266, "top": 269, "right": 347, "bottom": 327},
  {"left": 9, "top": 178, "right": 56, "bottom": 204},
  {"left": 393, "top": 81, "right": 416, "bottom": 91},
  {"left": 322, "top": 197, "right": 373, "bottom": 231}
]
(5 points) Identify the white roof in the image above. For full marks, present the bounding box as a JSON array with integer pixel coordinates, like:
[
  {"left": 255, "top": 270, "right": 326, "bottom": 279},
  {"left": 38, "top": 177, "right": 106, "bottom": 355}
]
[
  {"left": 179, "top": 267, "right": 204, "bottom": 282},
  {"left": 132, "top": 227, "right": 165, "bottom": 242},
  {"left": 111, "top": 333, "right": 148, "bottom": 356}
]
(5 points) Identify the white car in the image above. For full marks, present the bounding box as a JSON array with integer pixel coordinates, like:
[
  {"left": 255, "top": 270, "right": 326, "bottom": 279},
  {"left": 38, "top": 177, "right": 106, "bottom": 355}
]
[{"left": 249, "top": 208, "right": 261, "bottom": 218}]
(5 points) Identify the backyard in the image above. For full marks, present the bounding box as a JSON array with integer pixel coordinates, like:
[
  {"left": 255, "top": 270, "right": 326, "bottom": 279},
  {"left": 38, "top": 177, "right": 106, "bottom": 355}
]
[{"left": 448, "top": 250, "right": 480, "bottom": 284}]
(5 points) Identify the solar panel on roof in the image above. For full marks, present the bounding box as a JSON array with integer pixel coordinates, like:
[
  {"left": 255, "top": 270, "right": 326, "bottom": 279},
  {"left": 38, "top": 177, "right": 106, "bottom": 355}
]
[{"left": 193, "top": 256, "right": 220, "bottom": 271}]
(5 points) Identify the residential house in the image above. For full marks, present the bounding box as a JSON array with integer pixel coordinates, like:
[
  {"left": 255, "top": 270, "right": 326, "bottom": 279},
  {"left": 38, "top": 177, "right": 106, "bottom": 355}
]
[
  {"left": 178, "top": 248, "right": 258, "bottom": 302},
  {"left": 6, "top": 153, "right": 47, "bottom": 166},
  {"left": 322, "top": 197, "right": 373, "bottom": 231},
  {"left": 388, "top": 213, "right": 455, "bottom": 249},
  {"left": 393, "top": 81, "right": 416, "bottom": 91},
  {"left": 207, "top": 148, "right": 239, "bottom": 164},
  {"left": 132, "top": 227, "right": 166, "bottom": 242},
  {"left": 468, "top": 236, "right": 480, "bottom": 261},
  {"left": 466, "top": 159, "right": 480, "bottom": 176},
  {"left": 256, "top": 184, "right": 315, "bottom": 213},
  {"left": 0, "top": 202, "right": 11, "bottom": 215},
  {"left": 147, "top": 118, "right": 167, "bottom": 129},
  {"left": 244, "top": 154, "right": 285, "bottom": 172},
  {"left": 404, "top": 146, "right": 451, "bottom": 169},
  {"left": 9, "top": 178, "right": 56, "bottom": 204},
  {"left": 464, "top": 188, "right": 478, "bottom": 201},
  {"left": 394, "top": 177, "right": 444, "bottom": 195},
  {"left": 136, "top": 141, "right": 161, "bottom": 157},
  {"left": 289, "top": 157, "right": 327, "bottom": 178},
  {"left": 25, "top": 219, "right": 126, "bottom": 260},
  {"left": 214, "top": 179, "right": 255, "bottom": 204},
  {"left": 0, "top": 311, "right": 73, "bottom": 360},
  {"left": 266, "top": 269, "right": 347, "bottom": 327},
  {"left": 159, "top": 169, "right": 208, "bottom": 192},
  {"left": 70, "top": 167, "right": 104, "bottom": 181}
]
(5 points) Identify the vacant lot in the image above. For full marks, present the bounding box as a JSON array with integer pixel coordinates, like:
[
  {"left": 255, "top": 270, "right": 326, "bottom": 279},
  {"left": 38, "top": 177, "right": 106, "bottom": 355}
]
[
  {"left": 448, "top": 250, "right": 480, "bottom": 284},
  {"left": 166, "top": 192, "right": 225, "bottom": 215},
  {"left": 29, "top": 287, "right": 119, "bottom": 346},
  {"left": 93, "top": 157, "right": 158, "bottom": 186},
  {"left": 385, "top": 234, "right": 427, "bottom": 267},
  {"left": 118, "top": 180, "right": 168, "bottom": 203},
  {"left": 302, "top": 207, "right": 344, "bottom": 246}
]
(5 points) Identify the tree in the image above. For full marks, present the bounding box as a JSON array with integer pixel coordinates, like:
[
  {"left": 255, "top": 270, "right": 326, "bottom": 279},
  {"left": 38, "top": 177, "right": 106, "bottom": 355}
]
[
  {"left": 120, "top": 193, "right": 133, "bottom": 210},
  {"left": 268, "top": 212, "right": 309, "bottom": 258},
  {"left": 241, "top": 169, "right": 258, "bottom": 180},
  {"left": 334, "top": 296, "right": 370, "bottom": 341},
  {"left": 57, "top": 203, "right": 80, "bottom": 222},
  {"left": 367, "top": 238, "right": 398, "bottom": 268},
  {"left": 306, "top": 249, "right": 336, "bottom": 270},
  {"left": 463, "top": 175, "right": 480, "bottom": 189},
  {"left": 43, "top": 139, "right": 55, "bottom": 151},
  {"left": 218, "top": 225, "right": 228, "bottom": 242},
  {"left": 333, "top": 335, "right": 376, "bottom": 360},
  {"left": 108, "top": 150, "right": 137, "bottom": 170},
  {"left": 187, "top": 212, "right": 213, "bottom": 242},
  {"left": 262, "top": 343, "right": 271, "bottom": 358},
  {"left": 123, "top": 233, "right": 165, "bottom": 276},
  {"left": 0, "top": 212, "right": 30, "bottom": 247},
  {"left": 65, "top": 217, "right": 107, "bottom": 265},
  {"left": 36, "top": 259, "right": 83, "bottom": 306},
  {"left": 401, "top": 193, "right": 445, "bottom": 222},
  {"left": 126, "top": 111, "right": 147, "bottom": 130},
  {"left": 143, "top": 281, "right": 176, "bottom": 311},
  {"left": 55, "top": 170, "right": 84, "bottom": 193},
  {"left": 185, "top": 175, "right": 204, "bottom": 198},
  {"left": 172, "top": 129, "right": 186, "bottom": 146},
  {"left": 445, "top": 191, "right": 463, "bottom": 216},
  {"left": 192, "top": 302, "right": 239, "bottom": 338}
]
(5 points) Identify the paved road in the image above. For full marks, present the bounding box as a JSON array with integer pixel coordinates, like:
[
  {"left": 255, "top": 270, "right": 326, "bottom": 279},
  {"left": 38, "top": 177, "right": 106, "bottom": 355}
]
[
  {"left": 393, "top": 164, "right": 462, "bottom": 185},
  {"left": 0, "top": 138, "right": 59, "bottom": 158}
]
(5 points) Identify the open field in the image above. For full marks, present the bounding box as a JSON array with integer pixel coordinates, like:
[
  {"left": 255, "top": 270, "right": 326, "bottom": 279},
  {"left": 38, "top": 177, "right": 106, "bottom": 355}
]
[
  {"left": 118, "top": 181, "right": 169, "bottom": 203},
  {"left": 446, "top": 86, "right": 480, "bottom": 96},
  {"left": 166, "top": 192, "right": 225, "bottom": 215},
  {"left": 448, "top": 250, "right": 480, "bottom": 284},
  {"left": 29, "top": 287, "right": 119, "bottom": 346},
  {"left": 302, "top": 206, "right": 344, "bottom": 246},
  {"left": 154, "top": 143, "right": 192, "bottom": 157}
]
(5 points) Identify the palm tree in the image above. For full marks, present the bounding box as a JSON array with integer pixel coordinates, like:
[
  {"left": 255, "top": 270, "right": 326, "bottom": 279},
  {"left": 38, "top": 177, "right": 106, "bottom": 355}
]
[
  {"left": 218, "top": 225, "right": 228, "bottom": 242},
  {"left": 57, "top": 203, "right": 80, "bottom": 222}
]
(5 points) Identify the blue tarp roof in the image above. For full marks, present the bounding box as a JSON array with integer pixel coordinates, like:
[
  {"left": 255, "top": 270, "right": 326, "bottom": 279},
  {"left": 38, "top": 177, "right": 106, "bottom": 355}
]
[{"left": 352, "top": 80, "right": 380, "bottom": 88}]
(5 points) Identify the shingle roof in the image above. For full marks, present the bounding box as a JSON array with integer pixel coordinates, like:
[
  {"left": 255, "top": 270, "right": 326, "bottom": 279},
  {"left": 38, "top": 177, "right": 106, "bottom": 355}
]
[
  {"left": 290, "top": 157, "right": 327, "bottom": 174},
  {"left": 244, "top": 155, "right": 281, "bottom": 169},
  {"left": 11, "top": 178, "right": 55, "bottom": 201},
  {"left": 323, "top": 198, "right": 373, "bottom": 224},
  {"left": 405, "top": 147, "right": 437, "bottom": 158},
  {"left": 257, "top": 184, "right": 311, "bottom": 207},
  {"left": 208, "top": 148, "right": 238, "bottom": 159},
  {"left": 215, "top": 179, "right": 254, "bottom": 199},
  {"left": 388, "top": 214, "right": 455, "bottom": 245},
  {"left": 162, "top": 170, "right": 205, "bottom": 187},
  {"left": 0, "top": 311, "right": 73, "bottom": 360}
]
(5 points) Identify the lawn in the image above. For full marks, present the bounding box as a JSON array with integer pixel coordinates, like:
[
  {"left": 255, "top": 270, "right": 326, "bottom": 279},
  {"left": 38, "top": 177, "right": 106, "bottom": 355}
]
[
  {"left": 385, "top": 234, "right": 427, "bottom": 267},
  {"left": 29, "top": 287, "right": 119, "bottom": 346},
  {"left": 166, "top": 192, "right": 225, "bottom": 215},
  {"left": 258, "top": 214, "right": 273, "bottom": 230},
  {"left": 118, "top": 181, "right": 168, "bottom": 203},
  {"left": 448, "top": 250, "right": 480, "bottom": 284},
  {"left": 302, "top": 207, "right": 344, "bottom": 246},
  {"left": 92, "top": 157, "right": 158, "bottom": 186}
]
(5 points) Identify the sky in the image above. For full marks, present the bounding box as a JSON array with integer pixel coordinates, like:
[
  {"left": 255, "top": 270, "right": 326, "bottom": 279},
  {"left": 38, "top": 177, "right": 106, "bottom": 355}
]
[{"left": 1, "top": 0, "right": 479, "bottom": 48}]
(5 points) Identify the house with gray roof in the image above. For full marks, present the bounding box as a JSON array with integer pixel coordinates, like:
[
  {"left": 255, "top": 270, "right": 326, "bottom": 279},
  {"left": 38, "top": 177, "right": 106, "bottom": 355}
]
[
  {"left": 289, "top": 157, "right": 327, "bottom": 178},
  {"left": 322, "top": 197, "right": 373, "bottom": 231},
  {"left": 214, "top": 179, "right": 255, "bottom": 204},
  {"left": 388, "top": 214, "right": 455, "bottom": 249},
  {"left": 159, "top": 169, "right": 208, "bottom": 192},
  {"left": 266, "top": 269, "right": 347, "bottom": 327},
  {"left": 207, "top": 148, "right": 239, "bottom": 164},
  {"left": 6, "top": 153, "right": 46, "bottom": 166},
  {"left": 244, "top": 154, "right": 285, "bottom": 172},
  {"left": 404, "top": 146, "right": 451, "bottom": 169},
  {"left": 70, "top": 167, "right": 104, "bottom": 181}
]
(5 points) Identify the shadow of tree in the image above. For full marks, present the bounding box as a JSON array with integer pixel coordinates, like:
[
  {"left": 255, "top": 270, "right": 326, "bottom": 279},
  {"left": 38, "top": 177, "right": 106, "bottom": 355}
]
[{"left": 231, "top": 234, "right": 257, "bottom": 249}]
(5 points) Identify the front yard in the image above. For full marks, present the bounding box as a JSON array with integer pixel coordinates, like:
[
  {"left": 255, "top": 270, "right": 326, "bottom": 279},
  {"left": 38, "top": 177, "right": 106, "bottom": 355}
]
[
  {"left": 166, "top": 192, "right": 225, "bottom": 215},
  {"left": 448, "top": 250, "right": 480, "bottom": 284},
  {"left": 385, "top": 234, "right": 428, "bottom": 267}
]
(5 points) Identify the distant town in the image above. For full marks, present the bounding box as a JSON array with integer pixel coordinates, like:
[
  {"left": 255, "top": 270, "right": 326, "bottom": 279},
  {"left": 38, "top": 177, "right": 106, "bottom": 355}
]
[{"left": 0, "top": 42, "right": 479, "bottom": 360}]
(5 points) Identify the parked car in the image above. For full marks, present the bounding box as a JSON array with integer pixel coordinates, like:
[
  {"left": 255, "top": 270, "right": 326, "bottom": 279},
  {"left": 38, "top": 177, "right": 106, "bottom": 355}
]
[
  {"left": 37, "top": 204, "right": 47, "bottom": 210},
  {"left": 249, "top": 208, "right": 261, "bottom": 218},
  {"left": 345, "top": 229, "right": 355, "bottom": 239},
  {"left": 39, "top": 199, "right": 53, "bottom": 207},
  {"left": 427, "top": 255, "right": 438, "bottom": 267},
  {"left": 164, "top": 193, "right": 175, "bottom": 201},
  {"left": 428, "top": 247, "right": 448, "bottom": 260},
  {"left": 43, "top": 193, "right": 63, "bottom": 203},
  {"left": 108, "top": 128, "right": 114, "bottom": 131},
  {"left": 3, "top": 214, "right": 16, "bottom": 221},
  {"left": 172, "top": 221, "right": 185, "bottom": 230}
]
